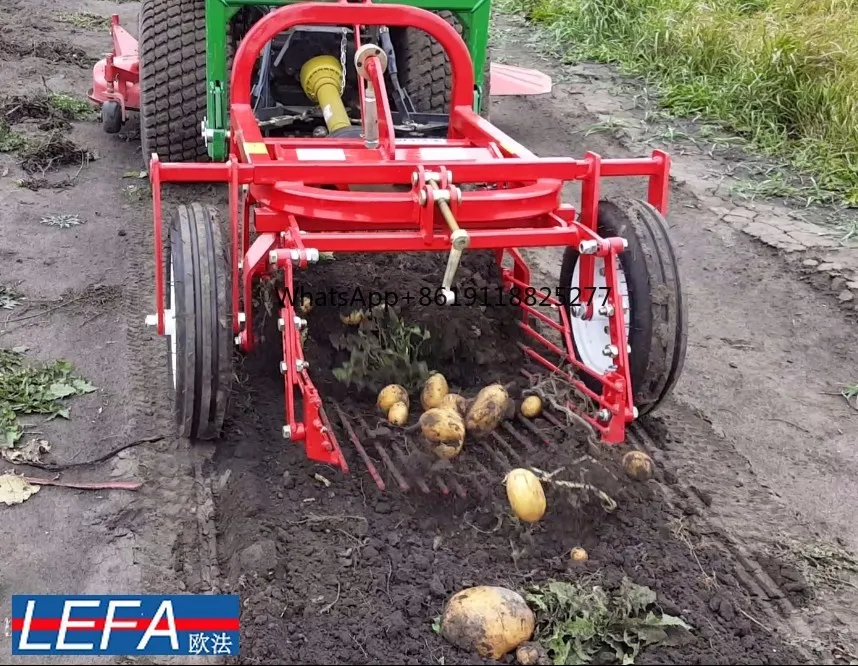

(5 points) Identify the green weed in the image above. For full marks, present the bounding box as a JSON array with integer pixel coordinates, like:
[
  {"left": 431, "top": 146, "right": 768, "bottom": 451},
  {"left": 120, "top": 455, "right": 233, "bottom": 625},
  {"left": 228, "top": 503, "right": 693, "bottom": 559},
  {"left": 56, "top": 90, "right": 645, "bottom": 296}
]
[
  {"left": 525, "top": 576, "right": 693, "bottom": 664},
  {"left": 0, "top": 347, "right": 97, "bottom": 447}
]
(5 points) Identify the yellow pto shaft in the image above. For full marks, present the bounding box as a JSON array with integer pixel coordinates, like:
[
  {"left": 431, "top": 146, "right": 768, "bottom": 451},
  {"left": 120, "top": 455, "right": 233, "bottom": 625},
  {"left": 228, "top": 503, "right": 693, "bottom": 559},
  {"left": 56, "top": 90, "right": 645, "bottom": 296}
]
[{"left": 300, "top": 55, "right": 351, "bottom": 134}]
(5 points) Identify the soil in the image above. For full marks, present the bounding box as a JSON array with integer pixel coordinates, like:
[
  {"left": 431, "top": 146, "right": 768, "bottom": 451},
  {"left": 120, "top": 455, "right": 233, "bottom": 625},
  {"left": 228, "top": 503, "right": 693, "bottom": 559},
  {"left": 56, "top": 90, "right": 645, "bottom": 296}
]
[{"left": 1, "top": 1, "right": 857, "bottom": 665}]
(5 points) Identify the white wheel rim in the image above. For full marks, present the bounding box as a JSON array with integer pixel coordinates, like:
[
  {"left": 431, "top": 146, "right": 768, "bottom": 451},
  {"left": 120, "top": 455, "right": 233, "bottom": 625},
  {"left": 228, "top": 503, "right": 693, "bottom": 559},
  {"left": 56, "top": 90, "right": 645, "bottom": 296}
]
[
  {"left": 165, "top": 254, "right": 177, "bottom": 390},
  {"left": 570, "top": 256, "right": 631, "bottom": 375}
]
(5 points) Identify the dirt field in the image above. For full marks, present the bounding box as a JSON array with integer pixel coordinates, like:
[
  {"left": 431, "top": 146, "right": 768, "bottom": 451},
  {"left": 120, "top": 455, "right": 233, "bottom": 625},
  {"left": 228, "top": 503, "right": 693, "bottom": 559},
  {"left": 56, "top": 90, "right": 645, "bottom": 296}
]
[{"left": 1, "top": 1, "right": 857, "bottom": 665}]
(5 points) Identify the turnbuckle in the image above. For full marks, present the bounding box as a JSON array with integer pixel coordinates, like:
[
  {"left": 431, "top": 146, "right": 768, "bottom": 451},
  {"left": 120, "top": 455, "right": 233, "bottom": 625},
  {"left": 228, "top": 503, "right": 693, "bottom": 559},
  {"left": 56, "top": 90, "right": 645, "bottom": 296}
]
[{"left": 417, "top": 172, "right": 468, "bottom": 305}]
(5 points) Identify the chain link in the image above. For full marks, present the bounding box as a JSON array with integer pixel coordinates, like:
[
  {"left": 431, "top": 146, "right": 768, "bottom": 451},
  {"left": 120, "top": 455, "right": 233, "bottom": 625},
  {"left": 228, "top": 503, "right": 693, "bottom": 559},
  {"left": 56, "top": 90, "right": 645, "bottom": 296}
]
[{"left": 339, "top": 28, "right": 347, "bottom": 95}]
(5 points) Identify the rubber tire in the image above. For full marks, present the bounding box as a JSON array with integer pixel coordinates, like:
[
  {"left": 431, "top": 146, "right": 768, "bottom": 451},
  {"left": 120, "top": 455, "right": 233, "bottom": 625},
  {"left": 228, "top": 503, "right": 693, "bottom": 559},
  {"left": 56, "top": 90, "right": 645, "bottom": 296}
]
[
  {"left": 166, "top": 203, "right": 234, "bottom": 441},
  {"left": 102, "top": 101, "right": 122, "bottom": 134},
  {"left": 393, "top": 10, "right": 492, "bottom": 119},
  {"left": 139, "top": 0, "right": 208, "bottom": 165},
  {"left": 559, "top": 198, "right": 687, "bottom": 417}
]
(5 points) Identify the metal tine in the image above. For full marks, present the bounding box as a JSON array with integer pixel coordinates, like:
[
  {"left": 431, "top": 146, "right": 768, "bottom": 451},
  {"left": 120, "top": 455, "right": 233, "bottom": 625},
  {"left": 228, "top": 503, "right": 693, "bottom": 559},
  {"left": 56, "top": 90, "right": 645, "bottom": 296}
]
[
  {"left": 333, "top": 403, "right": 385, "bottom": 490},
  {"left": 391, "top": 440, "right": 431, "bottom": 494},
  {"left": 541, "top": 409, "right": 566, "bottom": 429},
  {"left": 491, "top": 431, "right": 523, "bottom": 462},
  {"left": 511, "top": 415, "right": 553, "bottom": 448},
  {"left": 356, "top": 414, "right": 412, "bottom": 492},
  {"left": 374, "top": 442, "right": 410, "bottom": 492},
  {"left": 450, "top": 477, "right": 467, "bottom": 498},
  {"left": 480, "top": 439, "right": 512, "bottom": 472},
  {"left": 501, "top": 420, "right": 537, "bottom": 452}
]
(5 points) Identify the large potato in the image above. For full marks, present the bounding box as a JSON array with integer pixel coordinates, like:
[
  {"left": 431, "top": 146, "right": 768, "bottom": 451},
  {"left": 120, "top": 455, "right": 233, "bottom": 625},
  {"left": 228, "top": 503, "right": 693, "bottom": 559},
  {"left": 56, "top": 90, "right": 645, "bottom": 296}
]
[
  {"left": 465, "top": 384, "right": 510, "bottom": 437},
  {"left": 440, "top": 585, "right": 535, "bottom": 660},
  {"left": 421, "top": 372, "right": 449, "bottom": 410},
  {"left": 378, "top": 384, "right": 409, "bottom": 413},
  {"left": 419, "top": 408, "right": 465, "bottom": 444}
]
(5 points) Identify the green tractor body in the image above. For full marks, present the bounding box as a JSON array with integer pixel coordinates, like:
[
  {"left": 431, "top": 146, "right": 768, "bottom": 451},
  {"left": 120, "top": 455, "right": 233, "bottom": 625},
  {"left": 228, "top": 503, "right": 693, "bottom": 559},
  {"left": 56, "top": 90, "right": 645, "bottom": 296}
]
[{"left": 138, "top": 0, "right": 494, "bottom": 162}]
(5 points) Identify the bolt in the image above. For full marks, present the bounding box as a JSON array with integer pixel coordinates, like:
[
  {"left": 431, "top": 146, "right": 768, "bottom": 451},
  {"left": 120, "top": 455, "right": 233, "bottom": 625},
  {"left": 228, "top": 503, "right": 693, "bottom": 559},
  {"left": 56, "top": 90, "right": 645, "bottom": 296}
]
[
  {"left": 279, "top": 361, "right": 287, "bottom": 374},
  {"left": 418, "top": 190, "right": 427, "bottom": 206},
  {"left": 602, "top": 344, "right": 619, "bottom": 358},
  {"left": 599, "top": 266, "right": 605, "bottom": 276},
  {"left": 632, "top": 406, "right": 639, "bottom": 418},
  {"left": 306, "top": 248, "right": 320, "bottom": 263},
  {"left": 282, "top": 425, "right": 292, "bottom": 439},
  {"left": 411, "top": 172, "right": 419, "bottom": 185},
  {"left": 238, "top": 312, "right": 246, "bottom": 324},
  {"left": 598, "top": 304, "right": 615, "bottom": 316},
  {"left": 145, "top": 314, "right": 157, "bottom": 327},
  {"left": 627, "top": 344, "right": 632, "bottom": 353},
  {"left": 604, "top": 326, "right": 610, "bottom": 334},
  {"left": 621, "top": 238, "right": 628, "bottom": 249},
  {"left": 579, "top": 240, "right": 598, "bottom": 255},
  {"left": 277, "top": 317, "right": 284, "bottom": 331},
  {"left": 234, "top": 335, "right": 242, "bottom": 346},
  {"left": 296, "top": 359, "right": 308, "bottom": 372},
  {"left": 269, "top": 250, "right": 278, "bottom": 265},
  {"left": 238, "top": 260, "right": 243, "bottom": 270},
  {"left": 294, "top": 316, "right": 307, "bottom": 329},
  {"left": 596, "top": 409, "right": 611, "bottom": 422}
]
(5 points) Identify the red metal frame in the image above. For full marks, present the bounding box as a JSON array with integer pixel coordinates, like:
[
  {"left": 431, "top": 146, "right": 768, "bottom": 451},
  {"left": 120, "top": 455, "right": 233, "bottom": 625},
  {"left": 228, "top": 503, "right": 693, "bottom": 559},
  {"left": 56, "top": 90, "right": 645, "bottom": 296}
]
[
  {"left": 88, "top": 15, "right": 140, "bottom": 119},
  {"left": 147, "top": 0, "right": 671, "bottom": 472}
]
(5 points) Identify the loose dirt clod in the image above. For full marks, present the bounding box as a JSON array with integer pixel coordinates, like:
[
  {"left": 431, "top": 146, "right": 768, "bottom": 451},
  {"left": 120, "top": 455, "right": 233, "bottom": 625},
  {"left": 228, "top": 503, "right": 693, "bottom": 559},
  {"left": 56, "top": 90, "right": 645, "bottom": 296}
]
[{"left": 0, "top": 36, "right": 92, "bottom": 67}]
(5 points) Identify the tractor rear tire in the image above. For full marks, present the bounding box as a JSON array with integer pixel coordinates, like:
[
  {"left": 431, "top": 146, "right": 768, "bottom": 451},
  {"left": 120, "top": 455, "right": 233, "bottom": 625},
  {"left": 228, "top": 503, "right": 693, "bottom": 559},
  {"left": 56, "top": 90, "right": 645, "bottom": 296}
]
[
  {"left": 139, "top": 0, "right": 209, "bottom": 165},
  {"left": 393, "top": 11, "right": 492, "bottom": 119},
  {"left": 165, "top": 203, "right": 234, "bottom": 441},
  {"left": 559, "top": 198, "right": 688, "bottom": 417}
]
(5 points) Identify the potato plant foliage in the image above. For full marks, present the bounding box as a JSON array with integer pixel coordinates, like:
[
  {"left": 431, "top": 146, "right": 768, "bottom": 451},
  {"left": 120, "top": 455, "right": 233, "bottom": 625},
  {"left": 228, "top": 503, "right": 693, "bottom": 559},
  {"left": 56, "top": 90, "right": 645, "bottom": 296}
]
[
  {"left": 524, "top": 576, "right": 692, "bottom": 664},
  {"left": 330, "top": 306, "right": 433, "bottom": 393}
]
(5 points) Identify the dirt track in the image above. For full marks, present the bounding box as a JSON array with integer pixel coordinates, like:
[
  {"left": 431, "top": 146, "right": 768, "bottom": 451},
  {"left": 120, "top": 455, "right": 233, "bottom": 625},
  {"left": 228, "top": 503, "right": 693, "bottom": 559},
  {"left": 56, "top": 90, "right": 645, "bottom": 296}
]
[{"left": 1, "top": 1, "right": 857, "bottom": 665}]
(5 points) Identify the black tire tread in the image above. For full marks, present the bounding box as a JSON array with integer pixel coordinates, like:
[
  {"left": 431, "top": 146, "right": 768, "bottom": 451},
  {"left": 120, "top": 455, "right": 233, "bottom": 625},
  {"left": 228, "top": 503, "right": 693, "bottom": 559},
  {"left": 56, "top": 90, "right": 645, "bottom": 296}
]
[
  {"left": 394, "top": 11, "right": 491, "bottom": 118},
  {"left": 558, "top": 198, "right": 686, "bottom": 418},
  {"left": 168, "top": 203, "right": 233, "bottom": 441},
  {"left": 621, "top": 198, "right": 687, "bottom": 414},
  {"left": 139, "top": 0, "right": 208, "bottom": 163}
]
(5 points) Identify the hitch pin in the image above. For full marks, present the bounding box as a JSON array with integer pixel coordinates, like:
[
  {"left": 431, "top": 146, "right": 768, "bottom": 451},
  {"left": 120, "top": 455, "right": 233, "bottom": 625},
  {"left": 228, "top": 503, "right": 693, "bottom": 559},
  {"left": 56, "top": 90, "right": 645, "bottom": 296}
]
[{"left": 428, "top": 180, "right": 468, "bottom": 305}]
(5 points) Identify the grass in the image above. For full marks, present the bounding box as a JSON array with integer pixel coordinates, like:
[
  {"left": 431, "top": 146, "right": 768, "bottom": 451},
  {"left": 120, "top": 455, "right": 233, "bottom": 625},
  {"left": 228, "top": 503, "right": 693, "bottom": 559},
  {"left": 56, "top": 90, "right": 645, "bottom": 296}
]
[
  {"left": 48, "top": 93, "right": 97, "bottom": 121},
  {"left": 57, "top": 11, "right": 112, "bottom": 31},
  {"left": 0, "top": 347, "right": 97, "bottom": 447},
  {"left": 500, "top": 0, "right": 858, "bottom": 207}
]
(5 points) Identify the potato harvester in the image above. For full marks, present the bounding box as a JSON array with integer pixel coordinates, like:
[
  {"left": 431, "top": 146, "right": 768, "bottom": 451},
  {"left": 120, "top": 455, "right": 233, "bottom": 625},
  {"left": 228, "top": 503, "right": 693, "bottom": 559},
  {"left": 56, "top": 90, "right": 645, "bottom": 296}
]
[{"left": 88, "top": 0, "right": 687, "bottom": 491}]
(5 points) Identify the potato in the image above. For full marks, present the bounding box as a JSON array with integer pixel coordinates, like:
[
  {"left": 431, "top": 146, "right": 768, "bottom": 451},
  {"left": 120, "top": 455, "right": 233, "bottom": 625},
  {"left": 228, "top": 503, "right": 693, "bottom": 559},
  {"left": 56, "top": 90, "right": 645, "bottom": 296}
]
[
  {"left": 419, "top": 408, "right": 465, "bottom": 444},
  {"left": 622, "top": 450, "right": 654, "bottom": 481},
  {"left": 432, "top": 438, "right": 464, "bottom": 460},
  {"left": 421, "top": 372, "right": 449, "bottom": 410},
  {"left": 440, "top": 586, "right": 535, "bottom": 660},
  {"left": 442, "top": 392, "right": 469, "bottom": 415},
  {"left": 520, "top": 395, "right": 543, "bottom": 419},
  {"left": 465, "top": 384, "right": 510, "bottom": 437},
  {"left": 505, "top": 468, "right": 546, "bottom": 523},
  {"left": 515, "top": 642, "right": 544, "bottom": 665},
  {"left": 387, "top": 402, "right": 409, "bottom": 426},
  {"left": 570, "top": 547, "right": 588, "bottom": 562},
  {"left": 377, "top": 384, "right": 409, "bottom": 413},
  {"left": 339, "top": 309, "right": 364, "bottom": 326}
]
